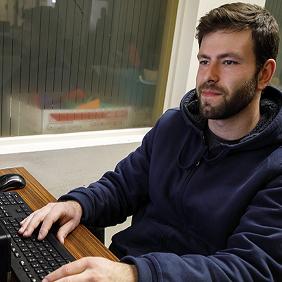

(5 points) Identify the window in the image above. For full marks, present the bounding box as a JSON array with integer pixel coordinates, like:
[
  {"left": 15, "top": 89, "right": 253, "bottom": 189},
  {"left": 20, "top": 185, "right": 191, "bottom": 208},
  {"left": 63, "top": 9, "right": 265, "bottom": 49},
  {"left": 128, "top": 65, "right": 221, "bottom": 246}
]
[
  {"left": 0, "top": 0, "right": 178, "bottom": 136},
  {"left": 265, "top": 0, "right": 282, "bottom": 90}
]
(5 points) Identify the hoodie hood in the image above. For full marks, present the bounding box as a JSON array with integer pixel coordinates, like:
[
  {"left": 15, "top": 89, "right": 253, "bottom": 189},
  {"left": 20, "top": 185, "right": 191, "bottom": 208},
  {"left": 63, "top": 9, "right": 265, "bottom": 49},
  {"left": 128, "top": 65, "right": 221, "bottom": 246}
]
[{"left": 180, "top": 85, "right": 282, "bottom": 154}]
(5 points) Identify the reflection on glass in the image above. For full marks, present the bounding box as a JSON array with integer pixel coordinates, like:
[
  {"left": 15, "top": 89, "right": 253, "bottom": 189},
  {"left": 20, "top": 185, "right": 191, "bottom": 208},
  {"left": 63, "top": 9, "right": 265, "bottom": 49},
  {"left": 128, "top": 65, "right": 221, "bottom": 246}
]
[{"left": 0, "top": 0, "right": 174, "bottom": 136}]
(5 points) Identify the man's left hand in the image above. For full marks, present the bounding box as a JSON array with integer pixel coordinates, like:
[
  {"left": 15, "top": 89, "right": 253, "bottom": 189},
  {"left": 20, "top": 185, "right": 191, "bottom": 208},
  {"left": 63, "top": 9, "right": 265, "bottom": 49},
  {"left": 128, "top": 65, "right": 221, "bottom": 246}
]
[{"left": 42, "top": 257, "right": 138, "bottom": 282}]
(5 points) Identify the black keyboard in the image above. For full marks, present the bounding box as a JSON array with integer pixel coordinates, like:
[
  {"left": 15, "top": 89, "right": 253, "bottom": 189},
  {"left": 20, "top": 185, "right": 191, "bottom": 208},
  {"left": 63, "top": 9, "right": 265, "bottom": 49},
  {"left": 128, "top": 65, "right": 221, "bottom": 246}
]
[{"left": 0, "top": 192, "right": 74, "bottom": 282}]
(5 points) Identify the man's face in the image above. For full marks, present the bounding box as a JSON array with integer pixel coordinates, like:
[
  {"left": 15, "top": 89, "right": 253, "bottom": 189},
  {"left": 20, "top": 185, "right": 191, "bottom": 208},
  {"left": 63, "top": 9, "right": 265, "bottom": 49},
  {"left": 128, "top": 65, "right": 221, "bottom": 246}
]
[{"left": 196, "top": 29, "right": 259, "bottom": 119}]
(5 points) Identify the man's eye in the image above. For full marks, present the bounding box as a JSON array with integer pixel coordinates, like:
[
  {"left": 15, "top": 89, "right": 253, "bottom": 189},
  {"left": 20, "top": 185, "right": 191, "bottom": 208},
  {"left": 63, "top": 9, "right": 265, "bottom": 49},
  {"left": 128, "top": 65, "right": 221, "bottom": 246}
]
[
  {"left": 199, "top": 60, "right": 209, "bottom": 65},
  {"left": 223, "top": 60, "right": 238, "bottom": 65}
]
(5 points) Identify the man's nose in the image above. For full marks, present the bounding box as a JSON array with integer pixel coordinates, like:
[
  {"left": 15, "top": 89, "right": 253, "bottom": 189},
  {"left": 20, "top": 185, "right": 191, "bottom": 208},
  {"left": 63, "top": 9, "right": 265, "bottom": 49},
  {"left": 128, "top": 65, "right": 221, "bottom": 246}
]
[{"left": 205, "top": 63, "right": 220, "bottom": 83}]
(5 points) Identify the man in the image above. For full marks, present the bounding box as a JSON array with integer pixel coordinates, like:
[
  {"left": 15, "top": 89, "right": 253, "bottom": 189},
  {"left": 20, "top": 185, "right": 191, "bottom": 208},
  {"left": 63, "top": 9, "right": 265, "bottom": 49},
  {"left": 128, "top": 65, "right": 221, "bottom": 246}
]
[{"left": 19, "top": 2, "right": 282, "bottom": 281}]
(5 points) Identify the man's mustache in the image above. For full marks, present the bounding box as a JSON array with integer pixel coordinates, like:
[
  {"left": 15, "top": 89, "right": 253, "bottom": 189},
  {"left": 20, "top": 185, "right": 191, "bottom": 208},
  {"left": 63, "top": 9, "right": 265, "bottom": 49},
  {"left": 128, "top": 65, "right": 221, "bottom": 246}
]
[{"left": 198, "top": 82, "right": 226, "bottom": 94}]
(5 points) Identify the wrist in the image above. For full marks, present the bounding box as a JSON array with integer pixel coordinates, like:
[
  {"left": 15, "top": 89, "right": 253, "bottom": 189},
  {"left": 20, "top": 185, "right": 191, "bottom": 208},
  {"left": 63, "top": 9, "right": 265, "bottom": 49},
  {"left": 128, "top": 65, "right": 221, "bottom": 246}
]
[
  {"left": 69, "top": 200, "right": 83, "bottom": 217},
  {"left": 117, "top": 263, "right": 138, "bottom": 282}
]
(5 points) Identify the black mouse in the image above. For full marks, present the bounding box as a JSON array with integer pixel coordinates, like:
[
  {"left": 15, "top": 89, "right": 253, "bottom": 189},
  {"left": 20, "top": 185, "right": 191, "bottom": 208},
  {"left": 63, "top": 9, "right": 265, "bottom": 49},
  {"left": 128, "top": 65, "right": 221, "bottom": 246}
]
[{"left": 0, "top": 173, "right": 26, "bottom": 192}]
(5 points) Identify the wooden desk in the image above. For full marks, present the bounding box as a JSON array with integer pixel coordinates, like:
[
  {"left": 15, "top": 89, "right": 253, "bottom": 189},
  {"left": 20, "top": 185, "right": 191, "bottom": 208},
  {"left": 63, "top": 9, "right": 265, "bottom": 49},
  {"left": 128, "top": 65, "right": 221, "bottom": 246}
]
[{"left": 0, "top": 167, "right": 117, "bottom": 262}]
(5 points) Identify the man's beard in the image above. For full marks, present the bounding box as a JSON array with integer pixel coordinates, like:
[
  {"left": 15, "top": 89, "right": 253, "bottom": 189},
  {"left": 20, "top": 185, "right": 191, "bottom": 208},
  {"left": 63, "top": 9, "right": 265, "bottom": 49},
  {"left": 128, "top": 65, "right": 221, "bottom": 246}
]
[{"left": 197, "top": 76, "right": 258, "bottom": 119}]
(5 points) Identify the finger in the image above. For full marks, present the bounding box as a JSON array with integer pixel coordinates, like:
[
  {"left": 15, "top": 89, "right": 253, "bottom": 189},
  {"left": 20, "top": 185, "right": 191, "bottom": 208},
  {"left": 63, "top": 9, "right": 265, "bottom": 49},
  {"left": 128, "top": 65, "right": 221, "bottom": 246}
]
[
  {"left": 19, "top": 215, "right": 28, "bottom": 225},
  {"left": 19, "top": 210, "right": 40, "bottom": 228},
  {"left": 20, "top": 204, "right": 55, "bottom": 238},
  {"left": 19, "top": 211, "right": 43, "bottom": 236},
  {"left": 43, "top": 259, "right": 88, "bottom": 282},
  {"left": 18, "top": 213, "right": 34, "bottom": 233},
  {"left": 43, "top": 273, "right": 85, "bottom": 282},
  {"left": 37, "top": 206, "right": 66, "bottom": 240},
  {"left": 56, "top": 220, "right": 78, "bottom": 244}
]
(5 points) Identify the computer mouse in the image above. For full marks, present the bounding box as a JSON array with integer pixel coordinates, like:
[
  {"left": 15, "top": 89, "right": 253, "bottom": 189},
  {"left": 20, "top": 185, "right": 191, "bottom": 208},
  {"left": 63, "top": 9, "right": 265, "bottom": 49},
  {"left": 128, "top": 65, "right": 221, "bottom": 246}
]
[{"left": 0, "top": 173, "right": 26, "bottom": 192}]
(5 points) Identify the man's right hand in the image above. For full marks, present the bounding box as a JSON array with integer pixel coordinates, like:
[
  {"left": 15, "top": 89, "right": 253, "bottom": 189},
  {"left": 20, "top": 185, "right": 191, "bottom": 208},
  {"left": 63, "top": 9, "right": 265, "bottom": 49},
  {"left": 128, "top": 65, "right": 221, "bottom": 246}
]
[{"left": 18, "top": 200, "right": 83, "bottom": 244}]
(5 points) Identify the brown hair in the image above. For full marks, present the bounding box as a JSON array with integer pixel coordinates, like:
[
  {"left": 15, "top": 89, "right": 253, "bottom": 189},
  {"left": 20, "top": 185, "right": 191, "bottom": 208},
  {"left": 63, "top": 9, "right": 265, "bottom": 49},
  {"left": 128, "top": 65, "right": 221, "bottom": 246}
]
[{"left": 196, "top": 2, "right": 280, "bottom": 72}]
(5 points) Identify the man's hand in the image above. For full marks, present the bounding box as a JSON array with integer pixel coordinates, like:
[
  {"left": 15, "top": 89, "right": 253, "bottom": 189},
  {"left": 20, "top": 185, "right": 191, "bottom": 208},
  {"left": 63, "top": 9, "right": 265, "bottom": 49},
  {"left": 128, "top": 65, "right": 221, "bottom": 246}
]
[
  {"left": 42, "top": 257, "right": 138, "bottom": 282},
  {"left": 18, "top": 200, "right": 82, "bottom": 244}
]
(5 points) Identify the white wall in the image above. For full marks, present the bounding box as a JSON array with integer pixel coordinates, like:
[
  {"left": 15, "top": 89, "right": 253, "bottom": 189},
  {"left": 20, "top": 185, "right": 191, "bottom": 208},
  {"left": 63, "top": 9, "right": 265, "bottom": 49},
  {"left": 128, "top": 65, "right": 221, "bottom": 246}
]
[{"left": 0, "top": 142, "right": 140, "bottom": 198}]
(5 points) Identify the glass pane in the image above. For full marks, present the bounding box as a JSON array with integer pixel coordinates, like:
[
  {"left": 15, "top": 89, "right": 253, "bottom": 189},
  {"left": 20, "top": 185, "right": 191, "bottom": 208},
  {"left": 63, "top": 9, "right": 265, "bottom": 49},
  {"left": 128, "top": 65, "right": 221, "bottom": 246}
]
[
  {"left": 0, "top": 0, "right": 177, "bottom": 136},
  {"left": 265, "top": 0, "right": 282, "bottom": 90}
]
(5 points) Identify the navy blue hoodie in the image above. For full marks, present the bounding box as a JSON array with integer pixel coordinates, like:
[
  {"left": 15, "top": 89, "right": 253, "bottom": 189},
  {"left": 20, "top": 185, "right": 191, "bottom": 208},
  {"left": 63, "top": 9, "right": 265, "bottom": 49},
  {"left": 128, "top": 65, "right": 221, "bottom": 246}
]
[{"left": 60, "top": 86, "right": 282, "bottom": 281}]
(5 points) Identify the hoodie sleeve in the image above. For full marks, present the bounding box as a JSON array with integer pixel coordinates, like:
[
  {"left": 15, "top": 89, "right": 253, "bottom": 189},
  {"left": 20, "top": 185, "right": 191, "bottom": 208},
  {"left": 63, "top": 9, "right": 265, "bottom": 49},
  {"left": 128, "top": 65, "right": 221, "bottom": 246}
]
[
  {"left": 59, "top": 124, "right": 157, "bottom": 227},
  {"left": 122, "top": 176, "right": 282, "bottom": 281}
]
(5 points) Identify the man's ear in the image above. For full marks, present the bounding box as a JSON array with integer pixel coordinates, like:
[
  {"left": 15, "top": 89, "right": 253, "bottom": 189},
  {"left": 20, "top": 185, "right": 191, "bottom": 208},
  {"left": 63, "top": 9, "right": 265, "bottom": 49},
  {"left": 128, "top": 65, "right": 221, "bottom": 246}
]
[{"left": 257, "top": 59, "right": 276, "bottom": 91}]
